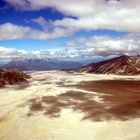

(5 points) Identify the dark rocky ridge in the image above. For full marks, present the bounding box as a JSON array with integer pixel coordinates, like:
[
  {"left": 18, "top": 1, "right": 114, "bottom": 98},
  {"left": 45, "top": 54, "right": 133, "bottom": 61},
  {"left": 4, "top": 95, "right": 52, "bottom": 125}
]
[
  {"left": 77, "top": 55, "right": 140, "bottom": 75},
  {"left": 0, "top": 69, "right": 30, "bottom": 87}
]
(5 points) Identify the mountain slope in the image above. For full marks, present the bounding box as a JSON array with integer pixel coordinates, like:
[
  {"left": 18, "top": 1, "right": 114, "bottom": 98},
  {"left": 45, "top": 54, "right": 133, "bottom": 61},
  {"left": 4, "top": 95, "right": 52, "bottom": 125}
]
[
  {"left": 1, "top": 59, "right": 82, "bottom": 71},
  {"left": 78, "top": 55, "right": 140, "bottom": 75}
]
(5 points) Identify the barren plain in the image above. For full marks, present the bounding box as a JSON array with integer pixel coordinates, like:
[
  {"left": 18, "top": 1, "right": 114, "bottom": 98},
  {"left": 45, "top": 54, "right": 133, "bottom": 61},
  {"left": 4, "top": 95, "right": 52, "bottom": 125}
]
[{"left": 0, "top": 71, "right": 140, "bottom": 140}]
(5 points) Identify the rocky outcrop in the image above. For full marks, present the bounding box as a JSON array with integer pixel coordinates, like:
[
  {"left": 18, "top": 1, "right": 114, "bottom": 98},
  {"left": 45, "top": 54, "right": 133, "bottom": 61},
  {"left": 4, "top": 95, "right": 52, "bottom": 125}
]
[{"left": 0, "top": 69, "right": 30, "bottom": 87}]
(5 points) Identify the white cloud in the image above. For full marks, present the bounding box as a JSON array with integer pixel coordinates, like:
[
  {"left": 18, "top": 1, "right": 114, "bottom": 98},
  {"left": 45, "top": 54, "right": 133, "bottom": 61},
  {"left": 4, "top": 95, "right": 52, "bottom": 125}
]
[
  {"left": 0, "top": 23, "right": 50, "bottom": 40},
  {"left": 30, "top": 16, "right": 49, "bottom": 31},
  {"left": 63, "top": 35, "right": 140, "bottom": 57},
  {"left": 0, "top": 22, "right": 76, "bottom": 40},
  {"left": 0, "top": 46, "right": 53, "bottom": 61},
  {"left": 0, "top": 34, "right": 140, "bottom": 61},
  {"left": 4, "top": 0, "right": 140, "bottom": 32},
  {"left": 0, "top": 46, "right": 31, "bottom": 61}
]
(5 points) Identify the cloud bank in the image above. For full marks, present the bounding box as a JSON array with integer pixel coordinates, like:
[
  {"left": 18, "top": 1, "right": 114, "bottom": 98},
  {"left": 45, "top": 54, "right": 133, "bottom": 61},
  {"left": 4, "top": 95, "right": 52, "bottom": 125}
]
[
  {"left": 0, "top": 22, "right": 76, "bottom": 40},
  {"left": 0, "top": 35, "right": 140, "bottom": 61}
]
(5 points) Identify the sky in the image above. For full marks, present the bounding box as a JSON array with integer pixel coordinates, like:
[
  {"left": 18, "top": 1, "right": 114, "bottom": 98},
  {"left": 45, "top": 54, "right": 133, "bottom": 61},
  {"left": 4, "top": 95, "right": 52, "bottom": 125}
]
[{"left": 0, "top": 0, "right": 140, "bottom": 62}]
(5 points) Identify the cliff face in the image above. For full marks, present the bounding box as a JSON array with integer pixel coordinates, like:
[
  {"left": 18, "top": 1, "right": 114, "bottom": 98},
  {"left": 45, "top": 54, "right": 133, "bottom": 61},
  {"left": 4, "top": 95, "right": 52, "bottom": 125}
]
[
  {"left": 78, "top": 55, "right": 140, "bottom": 75},
  {"left": 0, "top": 69, "right": 30, "bottom": 87}
]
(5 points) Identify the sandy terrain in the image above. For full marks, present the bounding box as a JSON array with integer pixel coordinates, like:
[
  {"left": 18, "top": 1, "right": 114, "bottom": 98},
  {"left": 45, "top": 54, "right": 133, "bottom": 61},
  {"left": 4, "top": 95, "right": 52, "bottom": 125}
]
[{"left": 0, "top": 71, "right": 140, "bottom": 140}]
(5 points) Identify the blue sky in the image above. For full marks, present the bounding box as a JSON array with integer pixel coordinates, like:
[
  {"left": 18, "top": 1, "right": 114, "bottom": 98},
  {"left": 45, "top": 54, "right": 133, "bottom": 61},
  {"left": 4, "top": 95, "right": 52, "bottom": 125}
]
[{"left": 0, "top": 0, "right": 139, "bottom": 61}]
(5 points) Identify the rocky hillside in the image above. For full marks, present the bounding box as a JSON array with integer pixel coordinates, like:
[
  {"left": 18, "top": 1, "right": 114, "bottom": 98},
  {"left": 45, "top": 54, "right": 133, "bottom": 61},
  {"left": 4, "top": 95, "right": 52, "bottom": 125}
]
[
  {"left": 78, "top": 55, "right": 140, "bottom": 75},
  {"left": 0, "top": 69, "right": 30, "bottom": 87}
]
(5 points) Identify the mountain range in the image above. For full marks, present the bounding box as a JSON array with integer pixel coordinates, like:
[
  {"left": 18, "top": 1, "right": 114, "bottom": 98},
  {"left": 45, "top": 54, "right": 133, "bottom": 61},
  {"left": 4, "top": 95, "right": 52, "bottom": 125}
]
[
  {"left": 1, "top": 55, "right": 140, "bottom": 75},
  {"left": 77, "top": 55, "right": 140, "bottom": 75},
  {"left": 0, "top": 59, "right": 82, "bottom": 71}
]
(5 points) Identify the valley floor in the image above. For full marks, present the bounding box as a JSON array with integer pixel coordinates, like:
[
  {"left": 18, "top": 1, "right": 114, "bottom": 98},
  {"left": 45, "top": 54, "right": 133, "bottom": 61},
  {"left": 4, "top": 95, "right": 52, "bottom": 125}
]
[{"left": 0, "top": 71, "right": 140, "bottom": 140}]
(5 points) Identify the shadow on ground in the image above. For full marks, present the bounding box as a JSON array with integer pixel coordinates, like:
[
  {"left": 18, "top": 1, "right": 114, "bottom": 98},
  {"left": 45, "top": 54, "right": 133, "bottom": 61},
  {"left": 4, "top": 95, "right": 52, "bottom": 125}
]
[{"left": 20, "top": 80, "right": 140, "bottom": 121}]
